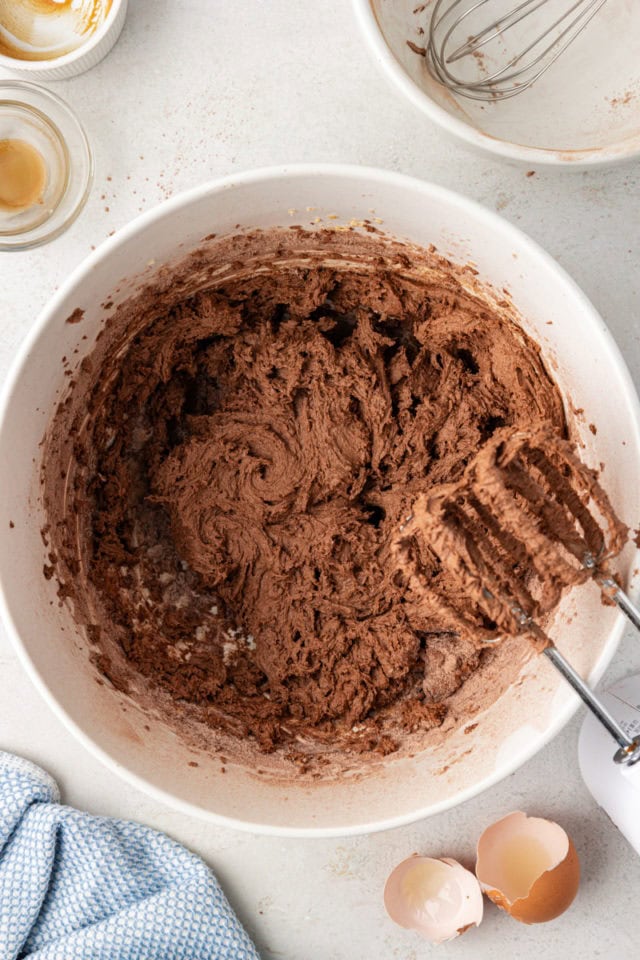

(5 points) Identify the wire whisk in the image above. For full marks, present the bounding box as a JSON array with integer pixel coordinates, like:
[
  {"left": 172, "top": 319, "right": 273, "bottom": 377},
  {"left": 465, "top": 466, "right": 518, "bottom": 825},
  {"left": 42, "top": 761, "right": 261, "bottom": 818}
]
[{"left": 426, "top": 0, "right": 608, "bottom": 101}]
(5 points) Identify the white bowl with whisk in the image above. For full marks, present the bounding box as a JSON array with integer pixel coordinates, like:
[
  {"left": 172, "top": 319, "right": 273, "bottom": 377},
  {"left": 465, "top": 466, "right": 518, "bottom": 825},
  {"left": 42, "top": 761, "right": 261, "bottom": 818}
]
[
  {"left": 1, "top": 165, "right": 639, "bottom": 835},
  {"left": 354, "top": 0, "right": 640, "bottom": 166}
]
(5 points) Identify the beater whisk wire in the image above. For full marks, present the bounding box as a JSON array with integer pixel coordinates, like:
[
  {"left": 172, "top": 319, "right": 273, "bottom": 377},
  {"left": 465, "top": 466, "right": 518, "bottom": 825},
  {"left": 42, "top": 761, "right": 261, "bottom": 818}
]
[
  {"left": 427, "top": 0, "right": 608, "bottom": 101},
  {"left": 446, "top": 0, "right": 574, "bottom": 63}
]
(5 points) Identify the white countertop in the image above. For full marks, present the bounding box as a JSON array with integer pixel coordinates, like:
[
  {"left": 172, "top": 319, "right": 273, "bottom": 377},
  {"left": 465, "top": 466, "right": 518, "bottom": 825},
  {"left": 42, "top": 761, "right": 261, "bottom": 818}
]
[{"left": 2, "top": 2, "right": 640, "bottom": 957}]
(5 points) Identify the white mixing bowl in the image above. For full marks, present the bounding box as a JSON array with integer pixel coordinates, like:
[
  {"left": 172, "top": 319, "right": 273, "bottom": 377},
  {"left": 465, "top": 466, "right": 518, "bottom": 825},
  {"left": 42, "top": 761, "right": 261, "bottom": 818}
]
[
  {"left": 1, "top": 165, "right": 639, "bottom": 836},
  {"left": 353, "top": 0, "right": 640, "bottom": 166}
]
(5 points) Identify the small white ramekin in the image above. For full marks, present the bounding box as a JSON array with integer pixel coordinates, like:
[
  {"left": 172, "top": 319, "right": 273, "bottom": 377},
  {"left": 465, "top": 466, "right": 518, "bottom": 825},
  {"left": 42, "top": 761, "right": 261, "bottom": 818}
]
[{"left": 0, "top": 0, "right": 128, "bottom": 81}]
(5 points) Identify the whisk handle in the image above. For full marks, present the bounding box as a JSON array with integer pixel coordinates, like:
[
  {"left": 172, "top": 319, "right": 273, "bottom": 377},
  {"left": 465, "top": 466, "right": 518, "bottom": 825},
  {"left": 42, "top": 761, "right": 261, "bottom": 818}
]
[{"left": 543, "top": 645, "right": 640, "bottom": 766}]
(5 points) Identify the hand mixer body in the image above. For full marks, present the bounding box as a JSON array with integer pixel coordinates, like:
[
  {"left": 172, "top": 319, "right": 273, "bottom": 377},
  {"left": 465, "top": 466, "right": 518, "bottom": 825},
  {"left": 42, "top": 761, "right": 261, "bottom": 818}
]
[{"left": 579, "top": 673, "right": 640, "bottom": 855}]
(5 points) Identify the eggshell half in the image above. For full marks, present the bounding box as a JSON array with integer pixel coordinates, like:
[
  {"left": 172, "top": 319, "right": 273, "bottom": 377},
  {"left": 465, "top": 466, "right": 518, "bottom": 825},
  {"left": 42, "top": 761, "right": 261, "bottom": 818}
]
[
  {"left": 384, "top": 855, "right": 483, "bottom": 944},
  {"left": 476, "top": 811, "right": 580, "bottom": 924}
]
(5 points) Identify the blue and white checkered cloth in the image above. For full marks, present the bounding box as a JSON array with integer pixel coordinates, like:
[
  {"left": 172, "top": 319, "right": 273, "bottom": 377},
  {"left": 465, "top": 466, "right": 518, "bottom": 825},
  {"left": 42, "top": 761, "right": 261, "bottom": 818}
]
[{"left": 0, "top": 752, "right": 260, "bottom": 959}]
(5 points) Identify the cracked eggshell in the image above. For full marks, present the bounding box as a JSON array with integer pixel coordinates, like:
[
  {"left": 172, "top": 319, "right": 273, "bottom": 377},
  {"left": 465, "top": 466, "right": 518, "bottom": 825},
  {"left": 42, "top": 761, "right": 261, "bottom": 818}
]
[
  {"left": 384, "top": 855, "right": 483, "bottom": 944},
  {"left": 476, "top": 811, "right": 580, "bottom": 924}
]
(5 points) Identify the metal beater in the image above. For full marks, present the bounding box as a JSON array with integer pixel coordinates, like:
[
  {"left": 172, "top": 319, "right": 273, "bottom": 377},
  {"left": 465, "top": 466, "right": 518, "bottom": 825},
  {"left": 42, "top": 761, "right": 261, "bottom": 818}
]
[
  {"left": 394, "top": 428, "right": 640, "bottom": 766},
  {"left": 426, "top": 0, "right": 608, "bottom": 101}
]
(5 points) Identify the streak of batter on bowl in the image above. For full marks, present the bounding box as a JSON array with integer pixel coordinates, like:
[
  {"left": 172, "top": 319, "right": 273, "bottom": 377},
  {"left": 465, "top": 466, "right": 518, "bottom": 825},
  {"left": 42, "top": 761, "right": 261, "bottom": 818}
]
[{"left": 41, "top": 227, "right": 566, "bottom": 780}]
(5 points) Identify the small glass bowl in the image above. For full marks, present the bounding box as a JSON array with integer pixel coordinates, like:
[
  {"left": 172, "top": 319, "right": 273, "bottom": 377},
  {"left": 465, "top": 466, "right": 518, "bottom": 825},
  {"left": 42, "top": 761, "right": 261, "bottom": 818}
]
[{"left": 0, "top": 81, "right": 93, "bottom": 251}]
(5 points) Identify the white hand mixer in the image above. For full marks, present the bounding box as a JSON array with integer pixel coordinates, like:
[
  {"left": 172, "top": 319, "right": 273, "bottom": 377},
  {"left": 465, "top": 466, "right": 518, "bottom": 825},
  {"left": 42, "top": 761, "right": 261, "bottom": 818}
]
[
  {"left": 396, "top": 428, "right": 640, "bottom": 855},
  {"left": 580, "top": 672, "right": 640, "bottom": 855}
]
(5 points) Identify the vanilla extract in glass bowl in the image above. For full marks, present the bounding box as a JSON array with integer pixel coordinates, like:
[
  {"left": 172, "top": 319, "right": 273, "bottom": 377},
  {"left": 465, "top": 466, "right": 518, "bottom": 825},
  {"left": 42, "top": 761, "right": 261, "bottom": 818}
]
[{"left": 0, "top": 81, "right": 92, "bottom": 250}]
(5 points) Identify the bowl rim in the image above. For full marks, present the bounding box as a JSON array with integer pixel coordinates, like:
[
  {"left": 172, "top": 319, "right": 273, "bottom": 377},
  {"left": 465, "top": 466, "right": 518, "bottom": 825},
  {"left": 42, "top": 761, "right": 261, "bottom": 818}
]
[
  {"left": 352, "top": 0, "right": 640, "bottom": 168},
  {"left": 1, "top": 162, "right": 638, "bottom": 836},
  {"left": 0, "top": 0, "right": 126, "bottom": 72}
]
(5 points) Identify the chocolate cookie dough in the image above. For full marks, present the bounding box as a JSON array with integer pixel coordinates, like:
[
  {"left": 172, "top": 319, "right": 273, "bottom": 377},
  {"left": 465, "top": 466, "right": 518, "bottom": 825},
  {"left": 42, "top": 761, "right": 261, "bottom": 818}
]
[{"left": 42, "top": 228, "right": 566, "bottom": 769}]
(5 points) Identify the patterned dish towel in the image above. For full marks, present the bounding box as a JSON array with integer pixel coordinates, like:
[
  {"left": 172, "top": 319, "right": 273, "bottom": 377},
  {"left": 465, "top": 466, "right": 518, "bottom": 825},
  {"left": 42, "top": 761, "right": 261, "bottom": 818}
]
[{"left": 0, "top": 752, "right": 260, "bottom": 959}]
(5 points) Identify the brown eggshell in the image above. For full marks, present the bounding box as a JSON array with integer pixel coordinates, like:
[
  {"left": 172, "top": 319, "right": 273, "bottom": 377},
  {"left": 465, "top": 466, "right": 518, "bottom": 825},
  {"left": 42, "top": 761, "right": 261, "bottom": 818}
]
[
  {"left": 476, "top": 811, "right": 581, "bottom": 925},
  {"left": 484, "top": 837, "right": 580, "bottom": 924},
  {"left": 505, "top": 837, "right": 580, "bottom": 923}
]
